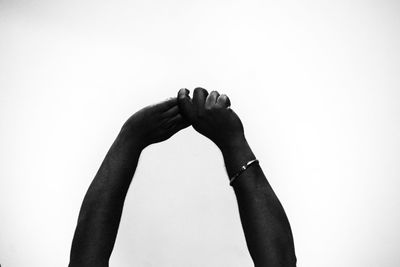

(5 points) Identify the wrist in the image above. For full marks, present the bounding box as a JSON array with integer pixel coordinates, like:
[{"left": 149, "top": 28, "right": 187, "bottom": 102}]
[
  {"left": 220, "top": 135, "right": 256, "bottom": 178},
  {"left": 218, "top": 134, "right": 248, "bottom": 154}
]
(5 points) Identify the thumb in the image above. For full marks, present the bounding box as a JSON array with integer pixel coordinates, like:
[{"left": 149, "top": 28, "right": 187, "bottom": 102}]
[{"left": 177, "top": 88, "right": 195, "bottom": 122}]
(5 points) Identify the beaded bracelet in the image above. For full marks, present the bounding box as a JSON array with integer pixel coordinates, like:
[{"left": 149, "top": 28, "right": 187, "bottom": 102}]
[{"left": 229, "top": 159, "right": 259, "bottom": 186}]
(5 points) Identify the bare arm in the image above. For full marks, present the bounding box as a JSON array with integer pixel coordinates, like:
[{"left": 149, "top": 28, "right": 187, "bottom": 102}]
[
  {"left": 221, "top": 137, "right": 296, "bottom": 267},
  {"left": 69, "top": 97, "right": 189, "bottom": 267},
  {"left": 177, "top": 88, "right": 296, "bottom": 267}
]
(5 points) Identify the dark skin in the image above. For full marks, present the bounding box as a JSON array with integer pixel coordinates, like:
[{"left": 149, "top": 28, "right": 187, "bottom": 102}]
[
  {"left": 69, "top": 89, "right": 296, "bottom": 267},
  {"left": 178, "top": 88, "right": 296, "bottom": 267},
  {"left": 68, "top": 98, "right": 189, "bottom": 266}
]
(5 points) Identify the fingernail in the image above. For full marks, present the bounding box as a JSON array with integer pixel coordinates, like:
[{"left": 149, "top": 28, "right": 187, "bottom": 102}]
[{"left": 179, "top": 88, "right": 189, "bottom": 95}]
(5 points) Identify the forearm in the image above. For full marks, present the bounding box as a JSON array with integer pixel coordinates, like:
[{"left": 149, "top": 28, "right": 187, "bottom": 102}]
[
  {"left": 221, "top": 137, "right": 296, "bottom": 267},
  {"left": 69, "top": 129, "right": 143, "bottom": 266}
]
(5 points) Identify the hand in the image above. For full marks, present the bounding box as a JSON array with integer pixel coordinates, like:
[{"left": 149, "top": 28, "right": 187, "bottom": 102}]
[
  {"left": 177, "top": 87, "right": 245, "bottom": 151},
  {"left": 121, "top": 97, "right": 190, "bottom": 149}
]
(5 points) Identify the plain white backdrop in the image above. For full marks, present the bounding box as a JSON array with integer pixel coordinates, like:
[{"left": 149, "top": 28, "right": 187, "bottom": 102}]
[{"left": 1, "top": 0, "right": 400, "bottom": 266}]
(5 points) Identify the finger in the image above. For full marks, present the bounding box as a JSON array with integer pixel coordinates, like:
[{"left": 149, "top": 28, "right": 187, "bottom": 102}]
[
  {"left": 164, "top": 118, "right": 191, "bottom": 140},
  {"left": 216, "top": 94, "right": 231, "bottom": 108},
  {"left": 193, "top": 87, "right": 209, "bottom": 114},
  {"left": 170, "top": 116, "right": 191, "bottom": 132},
  {"left": 177, "top": 88, "right": 195, "bottom": 122},
  {"left": 205, "top": 90, "right": 220, "bottom": 109},
  {"left": 155, "top": 97, "right": 178, "bottom": 111},
  {"left": 162, "top": 105, "right": 179, "bottom": 118},
  {"left": 164, "top": 113, "right": 186, "bottom": 129}
]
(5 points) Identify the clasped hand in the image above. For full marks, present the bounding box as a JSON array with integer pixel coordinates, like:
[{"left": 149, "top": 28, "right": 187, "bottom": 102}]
[
  {"left": 69, "top": 87, "right": 297, "bottom": 267},
  {"left": 121, "top": 87, "right": 245, "bottom": 151}
]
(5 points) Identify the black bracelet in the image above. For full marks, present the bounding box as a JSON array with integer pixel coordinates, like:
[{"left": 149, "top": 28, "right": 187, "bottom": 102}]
[{"left": 229, "top": 159, "right": 259, "bottom": 186}]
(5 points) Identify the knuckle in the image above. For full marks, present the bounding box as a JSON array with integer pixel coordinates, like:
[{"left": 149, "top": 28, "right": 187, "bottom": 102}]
[
  {"left": 210, "top": 105, "right": 219, "bottom": 110},
  {"left": 194, "top": 87, "right": 207, "bottom": 94},
  {"left": 210, "top": 90, "right": 219, "bottom": 95}
]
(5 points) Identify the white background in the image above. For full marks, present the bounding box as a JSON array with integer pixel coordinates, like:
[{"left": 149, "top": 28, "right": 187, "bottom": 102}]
[{"left": 1, "top": 0, "right": 399, "bottom": 266}]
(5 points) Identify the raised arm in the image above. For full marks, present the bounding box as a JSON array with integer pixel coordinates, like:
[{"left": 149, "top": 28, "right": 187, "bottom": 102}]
[
  {"left": 69, "top": 97, "right": 189, "bottom": 267},
  {"left": 177, "top": 88, "right": 296, "bottom": 267}
]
